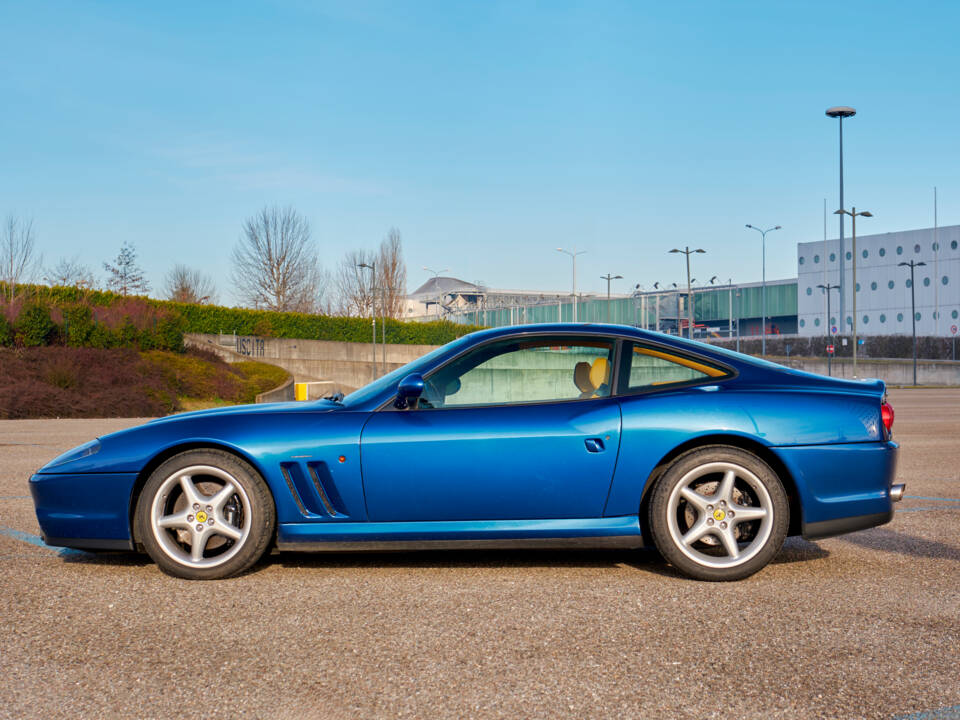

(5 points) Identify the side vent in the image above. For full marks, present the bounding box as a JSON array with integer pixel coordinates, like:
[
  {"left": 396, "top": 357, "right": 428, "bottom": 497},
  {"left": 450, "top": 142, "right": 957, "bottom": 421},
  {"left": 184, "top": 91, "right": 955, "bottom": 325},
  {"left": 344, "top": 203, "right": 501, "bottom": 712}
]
[
  {"left": 307, "top": 462, "right": 347, "bottom": 518},
  {"left": 279, "top": 461, "right": 348, "bottom": 518}
]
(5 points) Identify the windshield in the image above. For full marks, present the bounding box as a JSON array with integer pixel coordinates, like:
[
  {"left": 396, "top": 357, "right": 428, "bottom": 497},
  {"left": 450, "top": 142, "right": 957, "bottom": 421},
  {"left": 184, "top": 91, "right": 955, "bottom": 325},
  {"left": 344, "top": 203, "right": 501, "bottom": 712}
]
[{"left": 340, "top": 334, "right": 477, "bottom": 408}]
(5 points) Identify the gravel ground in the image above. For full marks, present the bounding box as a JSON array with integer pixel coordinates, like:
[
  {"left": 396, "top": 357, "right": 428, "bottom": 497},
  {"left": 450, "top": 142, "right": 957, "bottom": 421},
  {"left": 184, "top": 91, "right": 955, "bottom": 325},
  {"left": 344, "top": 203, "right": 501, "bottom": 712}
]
[{"left": 0, "top": 390, "right": 958, "bottom": 719}]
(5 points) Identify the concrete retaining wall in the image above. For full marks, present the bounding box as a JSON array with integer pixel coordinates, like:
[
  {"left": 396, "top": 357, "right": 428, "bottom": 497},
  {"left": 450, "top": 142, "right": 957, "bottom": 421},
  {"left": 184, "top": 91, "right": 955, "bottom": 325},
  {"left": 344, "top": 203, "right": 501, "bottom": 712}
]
[
  {"left": 186, "top": 333, "right": 440, "bottom": 393},
  {"left": 776, "top": 357, "right": 960, "bottom": 386}
]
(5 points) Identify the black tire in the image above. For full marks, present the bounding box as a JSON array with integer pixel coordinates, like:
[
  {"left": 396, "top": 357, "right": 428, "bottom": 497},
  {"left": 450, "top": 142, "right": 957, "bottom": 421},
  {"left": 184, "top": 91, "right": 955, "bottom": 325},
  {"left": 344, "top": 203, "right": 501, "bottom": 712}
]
[
  {"left": 648, "top": 445, "right": 789, "bottom": 581},
  {"left": 135, "top": 449, "right": 275, "bottom": 580}
]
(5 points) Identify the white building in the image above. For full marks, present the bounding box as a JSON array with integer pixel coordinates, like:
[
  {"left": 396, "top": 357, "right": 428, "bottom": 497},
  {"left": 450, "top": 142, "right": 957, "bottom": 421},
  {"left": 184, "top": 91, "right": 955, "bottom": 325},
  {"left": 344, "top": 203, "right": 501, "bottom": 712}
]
[{"left": 797, "top": 224, "right": 960, "bottom": 337}]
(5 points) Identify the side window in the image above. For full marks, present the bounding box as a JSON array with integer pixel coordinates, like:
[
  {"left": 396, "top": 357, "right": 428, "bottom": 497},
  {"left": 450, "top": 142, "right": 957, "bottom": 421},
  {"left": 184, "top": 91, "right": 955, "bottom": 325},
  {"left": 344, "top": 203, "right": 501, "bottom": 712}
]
[
  {"left": 620, "top": 342, "right": 727, "bottom": 392},
  {"left": 419, "top": 336, "right": 615, "bottom": 409}
]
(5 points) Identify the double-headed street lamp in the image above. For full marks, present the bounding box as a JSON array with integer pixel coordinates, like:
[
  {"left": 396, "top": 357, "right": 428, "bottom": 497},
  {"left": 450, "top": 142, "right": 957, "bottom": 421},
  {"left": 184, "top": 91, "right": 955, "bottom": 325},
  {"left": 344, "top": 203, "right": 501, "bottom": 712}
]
[
  {"left": 557, "top": 247, "right": 586, "bottom": 322},
  {"left": 600, "top": 273, "right": 623, "bottom": 323},
  {"left": 834, "top": 207, "right": 872, "bottom": 377},
  {"left": 745, "top": 224, "right": 782, "bottom": 356},
  {"left": 669, "top": 247, "right": 705, "bottom": 339},
  {"left": 899, "top": 260, "right": 926, "bottom": 386},
  {"left": 817, "top": 283, "right": 840, "bottom": 376}
]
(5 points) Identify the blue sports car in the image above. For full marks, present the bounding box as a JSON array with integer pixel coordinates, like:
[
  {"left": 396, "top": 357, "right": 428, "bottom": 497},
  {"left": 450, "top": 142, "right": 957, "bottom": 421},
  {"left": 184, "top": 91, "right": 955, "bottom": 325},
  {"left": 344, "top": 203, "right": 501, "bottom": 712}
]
[{"left": 30, "top": 323, "right": 902, "bottom": 581}]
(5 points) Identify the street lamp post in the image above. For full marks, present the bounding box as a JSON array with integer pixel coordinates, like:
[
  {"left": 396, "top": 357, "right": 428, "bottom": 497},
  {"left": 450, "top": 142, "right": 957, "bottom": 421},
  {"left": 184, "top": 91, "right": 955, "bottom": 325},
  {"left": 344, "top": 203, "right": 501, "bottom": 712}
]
[
  {"left": 600, "top": 273, "right": 623, "bottom": 323},
  {"left": 669, "top": 247, "right": 705, "bottom": 340},
  {"left": 745, "top": 224, "right": 782, "bottom": 356},
  {"left": 826, "top": 106, "right": 856, "bottom": 331},
  {"left": 557, "top": 247, "right": 586, "bottom": 321},
  {"left": 835, "top": 207, "right": 872, "bottom": 377},
  {"left": 899, "top": 260, "right": 926, "bottom": 385},
  {"left": 817, "top": 283, "right": 840, "bottom": 377},
  {"left": 358, "top": 262, "right": 377, "bottom": 380}
]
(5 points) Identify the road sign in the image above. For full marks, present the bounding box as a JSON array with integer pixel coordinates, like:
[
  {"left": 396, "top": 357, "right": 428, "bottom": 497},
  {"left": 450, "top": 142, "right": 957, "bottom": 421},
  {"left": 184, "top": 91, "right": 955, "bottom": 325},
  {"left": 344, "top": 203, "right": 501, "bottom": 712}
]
[
  {"left": 831, "top": 326, "right": 838, "bottom": 335},
  {"left": 952, "top": 325, "right": 958, "bottom": 335},
  {"left": 827, "top": 344, "right": 835, "bottom": 355}
]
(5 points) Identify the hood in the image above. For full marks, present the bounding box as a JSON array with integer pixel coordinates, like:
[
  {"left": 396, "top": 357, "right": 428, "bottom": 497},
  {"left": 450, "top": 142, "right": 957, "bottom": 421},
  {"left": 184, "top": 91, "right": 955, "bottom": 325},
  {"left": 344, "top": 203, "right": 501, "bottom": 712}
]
[{"left": 145, "top": 399, "right": 342, "bottom": 425}]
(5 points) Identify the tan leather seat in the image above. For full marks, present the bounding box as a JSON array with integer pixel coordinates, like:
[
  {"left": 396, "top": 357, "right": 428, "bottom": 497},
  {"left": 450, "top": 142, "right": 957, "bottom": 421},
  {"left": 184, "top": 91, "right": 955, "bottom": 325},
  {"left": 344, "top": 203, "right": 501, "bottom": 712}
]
[
  {"left": 589, "top": 357, "right": 610, "bottom": 396},
  {"left": 574, "top": 361, "right": 594, "bottom": 397}
]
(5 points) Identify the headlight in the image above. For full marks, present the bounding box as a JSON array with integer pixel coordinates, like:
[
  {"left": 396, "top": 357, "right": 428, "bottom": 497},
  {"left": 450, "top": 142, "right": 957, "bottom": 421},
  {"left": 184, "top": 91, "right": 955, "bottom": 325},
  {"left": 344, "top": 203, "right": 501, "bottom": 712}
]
[{"left": 40, "top": 439, "right": 101, "bottom": 471}]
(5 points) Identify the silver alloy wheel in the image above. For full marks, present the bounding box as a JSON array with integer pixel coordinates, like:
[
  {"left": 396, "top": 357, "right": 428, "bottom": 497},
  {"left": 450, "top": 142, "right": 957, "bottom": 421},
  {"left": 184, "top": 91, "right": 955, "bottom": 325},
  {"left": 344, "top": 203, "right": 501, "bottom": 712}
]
[
  {"left": 149, "top": 464, "right": 251, "bottom": 569},
  {"left": 665, "top": 461, "right": 773, "bottom": 569}
]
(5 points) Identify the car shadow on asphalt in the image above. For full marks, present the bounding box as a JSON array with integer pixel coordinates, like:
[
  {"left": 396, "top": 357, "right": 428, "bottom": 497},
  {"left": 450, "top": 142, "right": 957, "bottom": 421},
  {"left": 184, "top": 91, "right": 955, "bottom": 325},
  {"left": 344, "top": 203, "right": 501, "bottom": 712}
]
[{"left": 838, "top": 528, "right": 960, "bottom": 561}]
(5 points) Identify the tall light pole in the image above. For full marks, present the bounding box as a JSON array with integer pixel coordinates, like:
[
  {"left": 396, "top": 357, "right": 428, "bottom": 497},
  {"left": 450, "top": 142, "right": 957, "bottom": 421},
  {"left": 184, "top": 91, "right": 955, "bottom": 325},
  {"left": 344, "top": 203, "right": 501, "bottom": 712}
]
[
  {"left": 422, "top": 266, "right": 448, "bottom": 277},
  {"left": 600, "top": 273, "right": 622, "bottom": 323},
  {"left": 899, "top": 260, "right": 926, "bottom": 385},
  {"left": 358, "top": 262, "right": 377, "bottom": 380},
  {"left": 826, "top": 106, "right": 856, "bottom": 332},
  {"left": 557, "top": 247, "right": 586, "bottom": 321},
  {"left": 669, "top": 247, "right": 705, "bottom": 339},
  {"left": 818, "top": 283, "right": 840, "bottom": 376},
  {"left": 835, "top": 207, "right": 872, "bottom": 378},
  {"left": 745, "top": 224, "right": 782, "bottom": 356}
]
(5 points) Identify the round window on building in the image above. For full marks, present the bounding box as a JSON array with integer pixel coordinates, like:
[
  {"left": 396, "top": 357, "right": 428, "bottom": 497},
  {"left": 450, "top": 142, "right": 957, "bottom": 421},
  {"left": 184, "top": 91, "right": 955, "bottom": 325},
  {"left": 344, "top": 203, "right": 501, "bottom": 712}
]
[
  {"left": 915, "top": 312, "right": 922, "bottom": 321},
  {"left": 897, "top": 312, "right": 904, "bottom": 322},
  {"left": 830, "top": 316, "right": 836, "bottom": 325},
  {"left": 830, "top": 252, "right": 836, "bottom": 262},
  {"left": 880, "top": 314, "right": 886, "bottom": 323},
  {"left": 862, "top": 315, "right": 869, "bottom": 324},
  {"left": 914, "top": 244, "right": 921, "bottom": 253},
  {"left": 846, "top": 316, "right": 852, "bottom": 326},
  {"left": 943, "top": 275, "right": 949, "bottom": 285},
  {"left": 953, "top": 310, "right": 959, "bottom": 319},
  {"left": 933, "top": 311, "right": 939, "bottom": 320},
  {"left": 805, "top": 287, "right": 812, "bottom": 295},
  {"left": 888, "top": 280, "right": 895, "bottom": 289},
  {"left": 862, "top": 249, "right": 868, "bottom": 259},
  {"left": 906, "top": 279, "right": 912, "bottom": 288},
  {"left": 814, "top": 254, "right": 820, "bottom": 263},
  {"left": 923, "top": 277, "right": 931, "bottom": 287},
  {"left": 799, "top": 256, "right": 805, "bottom": 265},
  {"left": 855, "top": 282, "right": 861, "bottom": 292},
  {"left": 897, "top": 246, "right": 903, "bottom": 255},
  {"left": 879, "top": 247, "right": 886, "bottom": 257},
  {"left": 952, "top": 240, "right": 958, "bottom": 250},
  {"left": 799, "top": 319, "right": 806, "bottom": 328},
  {"left": 814, "top": 317, "right": 821, "bottom": 326},
  {"left": 846, "top": 251, "right": 852, "bottom": 261},
  {"left": 870, "top": 281, "right": 877, "bottom": 290},
  {"left": 933, "top": 242, "right": 939, "bottom": 251}
]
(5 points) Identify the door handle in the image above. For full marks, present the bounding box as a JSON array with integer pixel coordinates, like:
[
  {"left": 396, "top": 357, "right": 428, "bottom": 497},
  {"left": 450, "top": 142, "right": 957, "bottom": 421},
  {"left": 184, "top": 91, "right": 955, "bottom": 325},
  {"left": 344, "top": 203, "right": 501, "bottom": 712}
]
[{"left": 584, "top": 438, "right": 605, "bottom": 453}]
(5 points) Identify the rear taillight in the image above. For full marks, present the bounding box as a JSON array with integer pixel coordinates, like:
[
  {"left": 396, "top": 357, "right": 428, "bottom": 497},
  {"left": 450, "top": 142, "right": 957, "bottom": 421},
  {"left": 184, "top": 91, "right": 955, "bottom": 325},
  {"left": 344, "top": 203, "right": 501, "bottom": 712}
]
[{"left": 881, "top": 402, "right": 895, "bottom": 435}]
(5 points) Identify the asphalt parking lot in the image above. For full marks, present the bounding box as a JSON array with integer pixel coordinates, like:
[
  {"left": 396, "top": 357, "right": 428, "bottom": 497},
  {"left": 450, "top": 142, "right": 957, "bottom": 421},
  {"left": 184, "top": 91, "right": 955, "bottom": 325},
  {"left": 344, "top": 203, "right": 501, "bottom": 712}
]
[{"left": 1, "top": 390, "right": 958, "bottom": 720}]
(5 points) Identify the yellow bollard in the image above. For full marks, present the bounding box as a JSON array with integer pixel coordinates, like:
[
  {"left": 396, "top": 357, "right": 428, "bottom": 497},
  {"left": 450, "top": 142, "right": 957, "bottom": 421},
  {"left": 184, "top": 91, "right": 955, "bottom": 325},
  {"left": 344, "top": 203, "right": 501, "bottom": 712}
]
[{"left": 294, "top": 382, "right": 308, "bottom": 401}]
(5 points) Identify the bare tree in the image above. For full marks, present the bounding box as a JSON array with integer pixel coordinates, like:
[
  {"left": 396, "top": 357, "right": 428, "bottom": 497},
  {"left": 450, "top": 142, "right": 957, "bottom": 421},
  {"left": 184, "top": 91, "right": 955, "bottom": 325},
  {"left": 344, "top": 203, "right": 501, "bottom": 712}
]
[
  {"left": 333, "top": 249, "right": 377, "bottom": 316},
  {"left": 45, "top": 256, "right": 96, "bottom": 289},
  {"left": 1, "top": 215, "right": 41, "bottom": 301},
  {"left": 231, "top": 206, "right": 327, "bottom": 312},
  {"left": 103, "top": 242, "right": 150, "bottom": 296},
  {"left": 164, "top": 264, "right": 217, "bottom": 304},
  {"left": 377, "top": 227, "right": 407, "bottom": 319}
]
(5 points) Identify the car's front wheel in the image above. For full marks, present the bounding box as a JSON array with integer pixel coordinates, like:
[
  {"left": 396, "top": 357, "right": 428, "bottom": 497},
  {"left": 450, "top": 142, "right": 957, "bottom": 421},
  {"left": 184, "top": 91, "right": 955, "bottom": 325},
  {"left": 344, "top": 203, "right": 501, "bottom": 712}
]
[
  {"left": 135, "top": 449, "right": 275, "bottom": 580},
  {"left": 648, "top": 446, "right": 788, "bottom": 581}
]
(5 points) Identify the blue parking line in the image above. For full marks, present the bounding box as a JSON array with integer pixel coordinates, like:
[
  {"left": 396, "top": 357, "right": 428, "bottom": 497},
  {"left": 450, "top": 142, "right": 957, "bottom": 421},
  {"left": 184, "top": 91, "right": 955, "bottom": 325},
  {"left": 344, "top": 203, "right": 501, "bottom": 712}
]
[
  {"left": 893, "top": 703, "right": 960, "bottom": 719},
  {"left": 0, "top": 525, "right": 89, "bottom": 557},
  {"left": 898, "top": 507, "right": 959, "bottom": 513},
  {"left": 0, "top": 495, "right": 30, "bottom": 499},
  {"left": 904, "top": 495, "right": 960, "bottom": 503}
]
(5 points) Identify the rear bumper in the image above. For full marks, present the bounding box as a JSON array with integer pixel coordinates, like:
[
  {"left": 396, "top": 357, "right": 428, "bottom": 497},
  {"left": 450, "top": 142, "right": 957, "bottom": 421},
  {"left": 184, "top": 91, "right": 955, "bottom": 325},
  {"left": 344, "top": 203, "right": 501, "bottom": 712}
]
[{"left": 770, "top": 441, "right": 900, "bottom": 540}]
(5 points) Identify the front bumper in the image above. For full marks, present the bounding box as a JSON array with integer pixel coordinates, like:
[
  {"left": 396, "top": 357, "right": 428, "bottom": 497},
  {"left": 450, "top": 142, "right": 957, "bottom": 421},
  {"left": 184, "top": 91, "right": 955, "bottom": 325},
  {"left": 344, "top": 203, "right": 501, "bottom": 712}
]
[
  {"left": 29, "top": 472, "right": 138, "bottom": 550},
  {"left": 771, "top": 441, "right": 900, "bottom": 540}
]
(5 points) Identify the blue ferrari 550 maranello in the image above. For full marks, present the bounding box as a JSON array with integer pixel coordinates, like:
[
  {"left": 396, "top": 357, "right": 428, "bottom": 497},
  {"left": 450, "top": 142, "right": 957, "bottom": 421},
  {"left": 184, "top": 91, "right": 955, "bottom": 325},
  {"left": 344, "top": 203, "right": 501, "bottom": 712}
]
[{"left": 30, "top": 323, "right": 903, "bottom": 581}]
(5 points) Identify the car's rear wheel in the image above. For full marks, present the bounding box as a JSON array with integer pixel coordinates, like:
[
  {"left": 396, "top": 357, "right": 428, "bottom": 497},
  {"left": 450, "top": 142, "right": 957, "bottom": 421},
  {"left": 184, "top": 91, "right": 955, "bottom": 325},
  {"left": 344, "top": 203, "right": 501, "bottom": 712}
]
[
  {"left": 135, "top": 449, "right": 275, "bottom": 580},
  {"left": 648, "top": 446, "right": 788, "bottom": 581}
]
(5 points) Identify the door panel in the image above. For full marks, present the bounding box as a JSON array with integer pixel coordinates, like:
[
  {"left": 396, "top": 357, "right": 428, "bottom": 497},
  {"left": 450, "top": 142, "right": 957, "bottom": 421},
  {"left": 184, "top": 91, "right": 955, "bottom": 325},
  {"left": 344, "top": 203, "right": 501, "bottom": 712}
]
[{"left": 360, "top": 400, "right": 622, "bottom": 522}]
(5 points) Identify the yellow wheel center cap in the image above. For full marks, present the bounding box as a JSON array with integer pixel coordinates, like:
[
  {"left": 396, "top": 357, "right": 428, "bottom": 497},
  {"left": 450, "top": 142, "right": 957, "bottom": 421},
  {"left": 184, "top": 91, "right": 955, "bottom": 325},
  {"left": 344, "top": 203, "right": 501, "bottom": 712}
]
[
  {"left": 713, "top": 509, "right": 726, "bottom": 522},
  {"left": 196, "top": 511, "right": 208, "bottom": 523}
]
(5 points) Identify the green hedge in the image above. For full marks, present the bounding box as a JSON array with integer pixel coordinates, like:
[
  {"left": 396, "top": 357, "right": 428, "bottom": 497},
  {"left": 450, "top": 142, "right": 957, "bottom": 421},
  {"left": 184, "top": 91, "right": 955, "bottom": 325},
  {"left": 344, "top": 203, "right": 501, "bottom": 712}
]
[{"left": 0, "top": 283, "right": 482, "bottom": 350}]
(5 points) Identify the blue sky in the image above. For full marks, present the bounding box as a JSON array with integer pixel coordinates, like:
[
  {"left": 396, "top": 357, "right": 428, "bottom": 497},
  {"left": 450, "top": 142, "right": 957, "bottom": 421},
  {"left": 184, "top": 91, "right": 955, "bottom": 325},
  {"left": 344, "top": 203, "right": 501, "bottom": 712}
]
[{"left": 2, "top": 0, "right": 958, "bottom": 302}]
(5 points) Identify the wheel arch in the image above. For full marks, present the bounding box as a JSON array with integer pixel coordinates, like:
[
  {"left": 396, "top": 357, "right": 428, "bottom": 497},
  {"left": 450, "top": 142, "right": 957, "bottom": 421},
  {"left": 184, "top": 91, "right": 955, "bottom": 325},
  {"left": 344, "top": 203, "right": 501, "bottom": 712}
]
[
  {"left": 128, "top": 441, "right": 276, "bottom": 547},
  {"left": 637, "top": 435, "right": 803, "bottom": 541}
]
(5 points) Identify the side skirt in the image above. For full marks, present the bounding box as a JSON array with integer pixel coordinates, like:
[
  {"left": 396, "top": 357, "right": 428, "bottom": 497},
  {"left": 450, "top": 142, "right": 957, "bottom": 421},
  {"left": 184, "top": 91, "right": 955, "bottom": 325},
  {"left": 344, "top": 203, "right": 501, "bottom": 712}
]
[{"left": 276, "top": 516, "right": 644, "bottom": 552}]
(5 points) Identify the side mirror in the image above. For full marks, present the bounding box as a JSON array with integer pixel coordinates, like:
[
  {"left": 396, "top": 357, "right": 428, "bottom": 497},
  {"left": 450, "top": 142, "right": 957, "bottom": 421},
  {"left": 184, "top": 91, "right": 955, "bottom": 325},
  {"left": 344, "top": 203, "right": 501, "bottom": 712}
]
[{"left": 395, "top": 373, "right": 425, "bottom": 409}]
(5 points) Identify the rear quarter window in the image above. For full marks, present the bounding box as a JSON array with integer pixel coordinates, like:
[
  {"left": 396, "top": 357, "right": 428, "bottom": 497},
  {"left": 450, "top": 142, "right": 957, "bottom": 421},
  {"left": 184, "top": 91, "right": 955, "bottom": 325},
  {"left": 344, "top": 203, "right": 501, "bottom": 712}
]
[{"left": 619, "top": 342, "right": 728, "bottom": 393}]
